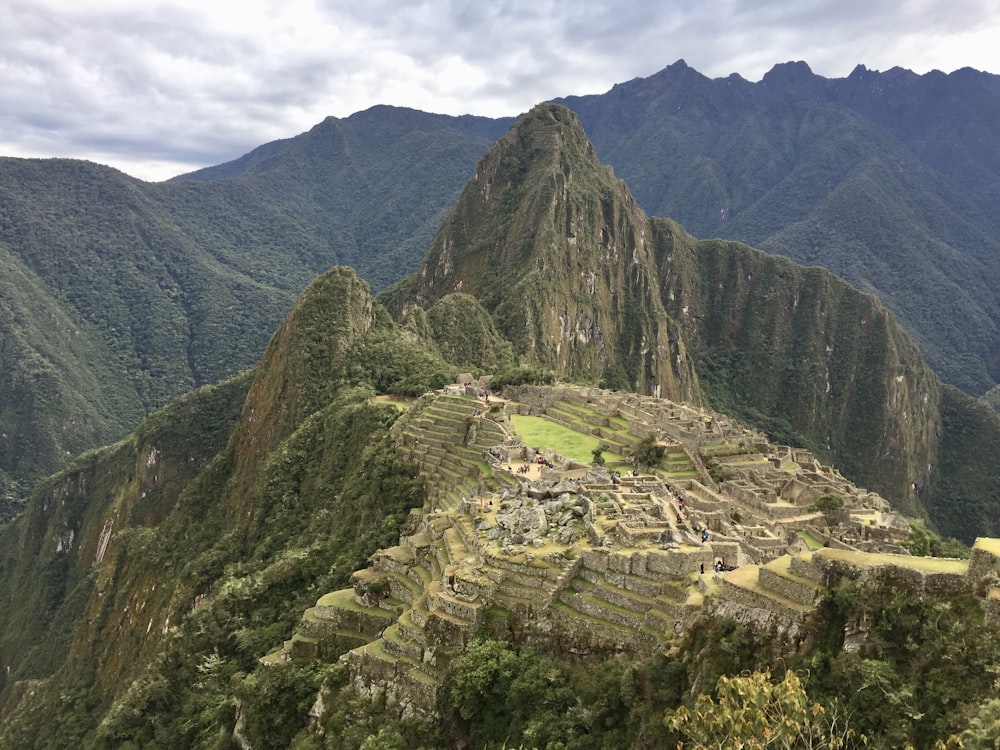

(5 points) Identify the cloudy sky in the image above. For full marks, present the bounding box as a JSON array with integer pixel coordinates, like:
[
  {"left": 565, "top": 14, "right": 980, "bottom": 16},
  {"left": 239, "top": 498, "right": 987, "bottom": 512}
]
[{"left": 3, "top": 0, "right": 998, "bottom": 181}]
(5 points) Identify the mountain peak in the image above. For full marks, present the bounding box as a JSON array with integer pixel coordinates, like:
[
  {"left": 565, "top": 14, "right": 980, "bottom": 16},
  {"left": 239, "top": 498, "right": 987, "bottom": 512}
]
[
  {"left": 392, "top": 103, "right": 699, "bottom": 400},
  {"left": 762, "top": 60, "right": 815, "bottom": 82},
  {"left": 503, "top": 103, "right": 595, "bottom": 157}
]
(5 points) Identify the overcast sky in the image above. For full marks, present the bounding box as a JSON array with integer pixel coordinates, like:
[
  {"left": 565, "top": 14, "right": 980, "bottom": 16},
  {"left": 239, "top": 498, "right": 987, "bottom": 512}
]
[{"left": 3, "top": 0, "right": 998, "bottom": 182}]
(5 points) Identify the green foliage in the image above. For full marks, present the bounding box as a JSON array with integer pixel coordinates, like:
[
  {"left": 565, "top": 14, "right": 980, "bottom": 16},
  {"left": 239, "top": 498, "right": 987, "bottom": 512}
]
[
  {"left": 425, "top": 293, "right": 515, "bottom": 373},
  {"left": 238, "top": 662, "right": 323, "bottom": 750},
  {"left": 0, "top": 110, "right": 498, "bottom": 500},
  {"left": 960, "top": 698, "right": 1000, "bottom": 749},
  {"left": 804, "top": 578, "right": 1000, "bottom": 747},
  {"left": 443, "top": 638, "right": 649, "bottom": 749},
  {"left": 348, "top": 325, "right": 457, "bottom": 397},
  {"left": 929, "top": 386, "right": 1000, "bottom": 542},
  {"left": 667, "top": 669, "right": 865, "bottom": 749},
  {"left": 591, "top": 443, "right": 608, "bottom": 466},
  {"left": 490, "top": 366, "right": 555, "bottom": 389},
  {"left": 702, "top": 455, "right": 730, "bottom": 484},
  {"left": 809, "top": 493, "right": 845, "bottom": 529},
  {"left": 0, "top": 300, "right": 426, "bottom": 748},
  {"left": 633, "top": 433, "right": 666, "bottom": 470},
  {"left": 901, "top": 518, "right": 970, "bottom": 559}
]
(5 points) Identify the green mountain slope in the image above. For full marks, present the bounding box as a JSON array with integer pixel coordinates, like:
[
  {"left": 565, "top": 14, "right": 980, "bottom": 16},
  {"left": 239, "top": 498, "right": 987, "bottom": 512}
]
[
  {"left": 557, "top": 61, "right": 1000, "bottom": 395},
  {"left": 652, "top": 220, "right": 939, "bottom": 515},
  {"left": 0, "top": 110, "right": 500, "bottom": 500},
  {"left": 388, "top": 104, "right": 943, "bottom": 519},
  {"left": 383, "top": 105, "right": 701, "bottom": 402},
  {"left": 4, "top": 62, "right": 1000, "bottom": 510},
  {"left": 0, "top": 267, "right": 441, "bottom": 746},
  {"left": 2, "top": 109, "right": 1000, "bottom": 746}
]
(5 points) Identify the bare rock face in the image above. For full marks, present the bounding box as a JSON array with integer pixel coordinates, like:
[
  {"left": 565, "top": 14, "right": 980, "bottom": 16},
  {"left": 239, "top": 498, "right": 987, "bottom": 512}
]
[
  {"left": 397, "top": 104, "right": 702, "bottom": 403},
  {"left": 388, "top": 103, "right": 945, "bottom": 517}
]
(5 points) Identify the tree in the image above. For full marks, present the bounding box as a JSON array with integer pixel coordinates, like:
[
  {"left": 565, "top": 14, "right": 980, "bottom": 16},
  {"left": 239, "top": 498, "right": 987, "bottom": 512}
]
[
  {"left": 666, "top": 669, "right": 865, "bottom": 749},
  {"left": 809, "top": 493, "right": 845, "bottom": 530},
  {"left": 633, "top": 433, "right": 665, "bottom": 471},
  {"left": 591, "top": 443, "right": 609, "bottom": 466}
]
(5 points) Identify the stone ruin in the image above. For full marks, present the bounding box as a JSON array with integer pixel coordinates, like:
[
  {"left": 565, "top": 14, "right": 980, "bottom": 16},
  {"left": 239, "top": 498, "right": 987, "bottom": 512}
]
[{"left": 269, "top": 384, "right": 979, "bottom": 722}]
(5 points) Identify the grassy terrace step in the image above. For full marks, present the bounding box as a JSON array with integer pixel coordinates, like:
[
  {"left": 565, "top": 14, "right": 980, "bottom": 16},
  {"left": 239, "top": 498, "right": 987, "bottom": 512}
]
[
  {"left": 353, "top": 568, "right": 423, "bottom": 605},
  {"left": 377, "top": 545, "right": 415, "bottom": 568},
  {"left": 497, "top": 580, "right": 551, "bottom": 603},
  {"left": 409, "top": 592, "right": 431, "bottom": 628},
  {"left": 397, "top": 609, "right": 429, "bottom": 645},
  {"left": 553, "top": 400, "right": 607, "bottom": 419},
  {"left": 426, "top": 584, "right": 479, "bottom": 627},
  {"left": 414, "top": 432, "right": 461, "bottom": 452},
  {"left": 592, "top": 580, "right": 656, "bottom": 611},
  {"left": 473, "top": 419, "right": 508, "bottom": 439},
  {"left": 452, "top": 444, "right": 487, "bottom": 462},
  {"left": 444, "top": 526, "right": 471, "bottom": 563},
  {"left": 424, "top": 406, "right": 477, "bottom": 423},
  {"left": 382, "top": 623, "right": 424, "bottom": 662},
  {"left": 559, "top": 589, "right": 648, "bottom": 629},
  {"left": 432, "top": 540, "right": 453, "bottom": 570},
  {"left": 312, "top": 589, "right": 397, "bottom": 629},
  {"left": 643, "top": 607, "right": 675, "bottom": 634},
  {"left": 407, "top": 561, "right": 434, "bottom": 587},
  {"left": 547, "top": 405, "right": 602, "bottom": 430},
  {"left": 550, "top": 600, "right": 639, "bottom": 636},
  {"left": 354, "top": 637, "right": 444, "bottom": 688}
]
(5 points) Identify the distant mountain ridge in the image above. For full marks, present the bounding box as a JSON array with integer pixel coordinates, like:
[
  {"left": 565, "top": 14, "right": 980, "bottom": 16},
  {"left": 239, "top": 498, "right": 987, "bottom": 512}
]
[
  {"left": 555, "top": 60, "right": 1000, "bottom": 395},
  {"left": 2, "top": 59, "right": 1000, "bottom": 512}
]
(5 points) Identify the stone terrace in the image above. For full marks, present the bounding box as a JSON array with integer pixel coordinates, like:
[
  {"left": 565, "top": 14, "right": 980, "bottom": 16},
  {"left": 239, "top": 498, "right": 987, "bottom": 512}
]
[{"left": 275, "top": 385, "right": 945, "bottom": 719}]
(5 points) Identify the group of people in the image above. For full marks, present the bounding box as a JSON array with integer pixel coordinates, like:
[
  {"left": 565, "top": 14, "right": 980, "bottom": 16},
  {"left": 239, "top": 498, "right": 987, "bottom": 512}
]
[{"left": 699, "top": 560, "right": 736, "bottom": 575}]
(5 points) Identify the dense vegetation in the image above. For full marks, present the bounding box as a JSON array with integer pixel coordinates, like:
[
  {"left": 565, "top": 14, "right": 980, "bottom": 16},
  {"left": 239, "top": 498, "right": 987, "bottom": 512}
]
[
  {"left": 3, "top": 81, "right": 1000, "bottom": 747},
  {"left": 4, "top": 62, "right": 1000, "bottom": 507},
  {"left": 298, "top": 572, "right": 1000, "bottom": 749},
  {"left": 0, "top": 268, "right": 461, "bottom": 747},
  {"left": 558, "top": 61, "right": 1000, "bottom": 395},
  {"left": 0, "top": 111, "right": 501, "bottom": 503}
]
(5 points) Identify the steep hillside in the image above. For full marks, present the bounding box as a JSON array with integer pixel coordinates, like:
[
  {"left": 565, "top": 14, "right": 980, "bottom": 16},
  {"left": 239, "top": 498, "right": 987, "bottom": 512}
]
[
  {"left": 557, "top": 61, "right": 1000, "bottom": 394},
  {"left": 0, "top": 110, "right": 498, "bottom": 500},
  {"left": 387, "top": 104, "right": 944, "bottom": 520},
  {"left": 652, "top": 220, "right": 940, "bottom": 516},
  {"left": 383, "top": 105, "right": 701, "bottom": 402},
  {"left": 4, "top": 62, "right": 1000, "bottom": 508},
  {"left": 3, "top": 114, "right": 1000, "bottom": 741},
  {"left": 0, "top": 267, "right": 443, "bottom": 746}
]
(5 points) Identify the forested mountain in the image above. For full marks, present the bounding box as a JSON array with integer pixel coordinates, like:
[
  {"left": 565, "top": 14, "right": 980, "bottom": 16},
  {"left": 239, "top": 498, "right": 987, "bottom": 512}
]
[
  {"left": 0, "top": 111, "right": 504, "bottom": 510},
  {"left": 384, "top": 104, "right": 998, "bottom": 540},
  {"left": 2, "top": 105, "right": 1000, "bottom": 748},
  {"left": 2, "top": 59, "right": 999, "bottom": 520},
  {"left": 556, "top": 60, "right": 1000, "bottom": 395}
]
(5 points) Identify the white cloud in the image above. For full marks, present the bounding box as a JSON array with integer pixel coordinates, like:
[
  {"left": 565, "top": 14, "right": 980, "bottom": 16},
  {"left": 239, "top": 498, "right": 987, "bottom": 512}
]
[{"left": 1, "top": 0, "right": 997, "bottom": 181}]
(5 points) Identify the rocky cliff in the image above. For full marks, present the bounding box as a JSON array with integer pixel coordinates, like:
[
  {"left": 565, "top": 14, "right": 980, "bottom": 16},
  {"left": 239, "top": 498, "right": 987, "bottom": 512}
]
[
  {"left": 384, "top": 105, "right": 701, "bottom": 402},
  {"left": 387, "top": 104, "right": 942, "bottom": 516}
]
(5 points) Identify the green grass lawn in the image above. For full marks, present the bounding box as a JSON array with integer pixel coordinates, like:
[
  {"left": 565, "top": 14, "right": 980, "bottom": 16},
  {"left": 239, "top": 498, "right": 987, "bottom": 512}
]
[
  {"left": 796, "top": 531, "right": 824, "bottom": 550},
  {"left": 510, "top": 414, "right": 624, "bottom": 465}
]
